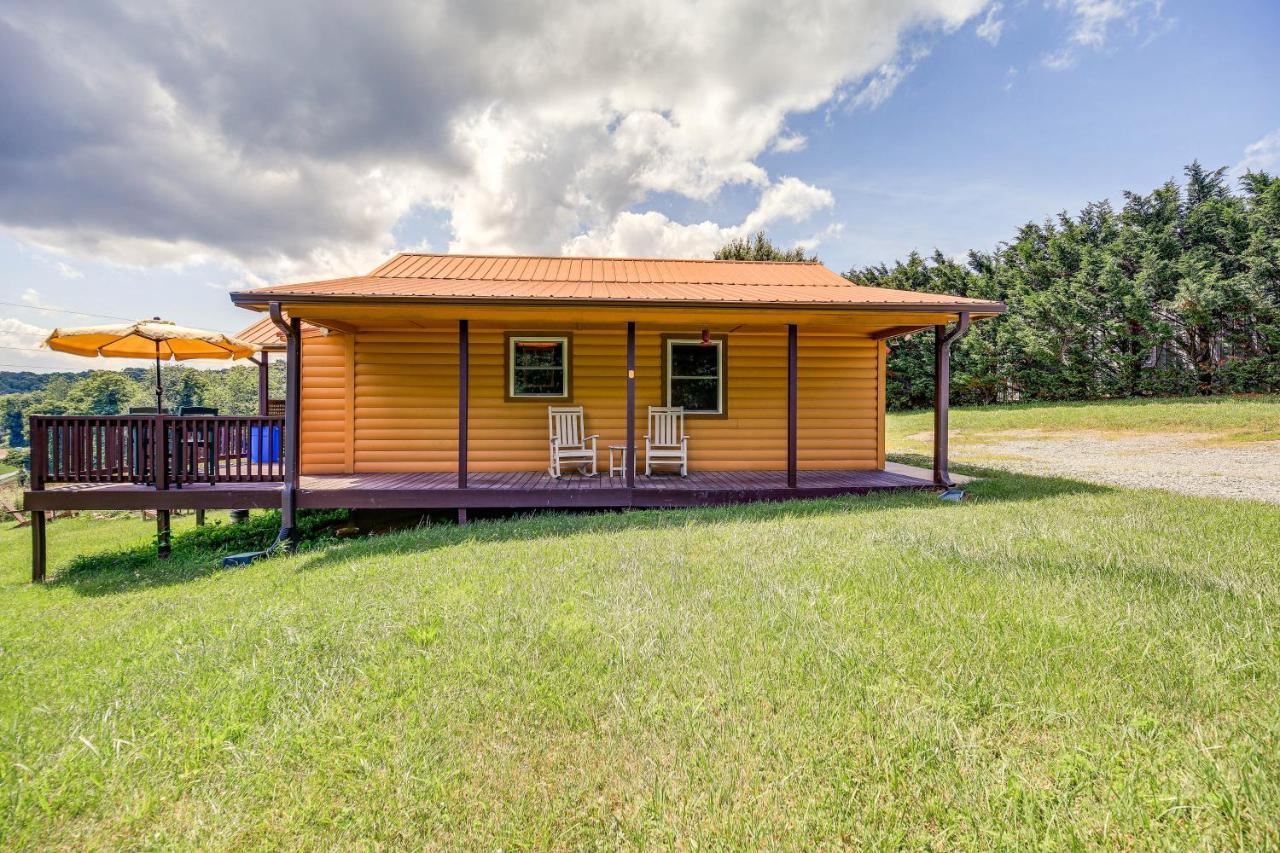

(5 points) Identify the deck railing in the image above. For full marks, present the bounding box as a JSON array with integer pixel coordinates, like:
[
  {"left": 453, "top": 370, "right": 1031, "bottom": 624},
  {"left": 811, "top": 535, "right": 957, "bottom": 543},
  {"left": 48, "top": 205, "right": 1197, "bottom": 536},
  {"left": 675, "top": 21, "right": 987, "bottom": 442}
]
[{"left": 29, "top": 414, "right": 286, "bottom": 489}]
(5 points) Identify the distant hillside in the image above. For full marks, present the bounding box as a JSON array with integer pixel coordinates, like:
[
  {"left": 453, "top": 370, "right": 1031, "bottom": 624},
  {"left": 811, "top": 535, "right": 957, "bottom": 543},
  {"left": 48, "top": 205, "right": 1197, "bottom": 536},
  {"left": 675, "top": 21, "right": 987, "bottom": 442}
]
[
  {"left": 0, "top": 371, "right": 90, "bottom": 395},
  {"left": 0, "top": 367, "right": 150, "bottom": 396}
]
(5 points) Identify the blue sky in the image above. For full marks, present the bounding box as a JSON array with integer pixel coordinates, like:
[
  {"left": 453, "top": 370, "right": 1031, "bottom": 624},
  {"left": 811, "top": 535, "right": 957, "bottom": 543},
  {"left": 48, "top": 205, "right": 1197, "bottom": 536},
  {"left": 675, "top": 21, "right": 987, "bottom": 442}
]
[{"left": 1, "top": 0, "right": 1277, "bottom": 372}]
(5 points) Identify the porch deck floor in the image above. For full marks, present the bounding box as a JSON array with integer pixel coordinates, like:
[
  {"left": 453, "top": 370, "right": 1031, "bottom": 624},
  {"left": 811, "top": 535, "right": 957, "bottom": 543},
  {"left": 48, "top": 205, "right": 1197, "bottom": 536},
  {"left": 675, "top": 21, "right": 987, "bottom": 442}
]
[
  {"left": 304, "top": 469, "right": 928, "bottom": 491},
  {"left": 25, "top": 468, "right": 934, "bottom": 512}
]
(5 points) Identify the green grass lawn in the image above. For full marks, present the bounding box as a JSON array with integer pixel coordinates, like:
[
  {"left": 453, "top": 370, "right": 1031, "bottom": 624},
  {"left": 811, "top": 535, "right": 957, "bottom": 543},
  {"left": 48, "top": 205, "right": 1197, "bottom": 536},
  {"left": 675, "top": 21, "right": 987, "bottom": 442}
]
[
  {"left": 2, "top": 468, "right": 1279, "bottom": 847},
  {"left": 887, "top": 394, "right": 1280, "bottom": 453}
]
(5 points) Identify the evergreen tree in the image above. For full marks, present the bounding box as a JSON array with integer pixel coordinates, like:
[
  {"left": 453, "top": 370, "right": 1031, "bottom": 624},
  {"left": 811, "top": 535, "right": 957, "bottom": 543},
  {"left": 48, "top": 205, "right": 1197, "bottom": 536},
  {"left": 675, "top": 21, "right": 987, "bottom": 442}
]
[{"left": 714, "top": 231, "right": 816, "bottom": 262}]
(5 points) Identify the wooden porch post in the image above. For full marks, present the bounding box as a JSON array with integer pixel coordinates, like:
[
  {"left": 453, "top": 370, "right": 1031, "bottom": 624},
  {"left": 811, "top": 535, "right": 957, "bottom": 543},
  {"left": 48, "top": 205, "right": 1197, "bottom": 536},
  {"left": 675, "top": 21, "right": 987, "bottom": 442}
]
[
  {"left": 932, "top": 312, "right": 971, "bottom": 487},
  {"left": 458, "top": 319, "right": 468, "bottom": 489},
  {"left": 257, "top": 352, "right": 270, "bottom": 415},
  {"left": 625, "top": 321, "right": 636, "bottom": 490},
  {"left": 457, "top": 319, "right": 469, "bottom": 525},
  {"left": 271, "top": 302, "right": 301, "bottom": 546},
  {"left": 787, "top": 323, "right": 798, "bottom": 489}
]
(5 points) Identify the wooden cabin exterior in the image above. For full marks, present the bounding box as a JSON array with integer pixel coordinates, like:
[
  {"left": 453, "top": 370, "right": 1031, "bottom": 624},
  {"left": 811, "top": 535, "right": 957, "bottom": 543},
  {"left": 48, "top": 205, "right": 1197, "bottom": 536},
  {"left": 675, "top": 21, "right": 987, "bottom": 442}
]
[
  {"left": 236, "top": 255, "right": 1001, "bottom": 478},
  {"left": 24, "top": 253, "right": 1004, "bottom": 581}
]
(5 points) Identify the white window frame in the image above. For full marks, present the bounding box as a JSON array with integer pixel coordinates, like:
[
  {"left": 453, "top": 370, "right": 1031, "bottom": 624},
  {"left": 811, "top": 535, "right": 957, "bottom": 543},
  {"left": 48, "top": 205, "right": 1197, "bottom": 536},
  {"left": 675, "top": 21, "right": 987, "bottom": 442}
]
[
  {"left": 507, "top": 335, "right": 570, "bottom": 399},
  {"left": 664, "top": 337, "right": 724, "bottom": 415}
]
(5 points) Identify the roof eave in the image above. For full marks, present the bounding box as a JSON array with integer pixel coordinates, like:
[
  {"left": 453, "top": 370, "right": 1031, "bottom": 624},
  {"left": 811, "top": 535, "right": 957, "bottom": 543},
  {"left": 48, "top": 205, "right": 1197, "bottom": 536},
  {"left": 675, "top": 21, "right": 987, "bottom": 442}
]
[{"left": 229, "top": 291, "right": 1007, "bottom": 315}]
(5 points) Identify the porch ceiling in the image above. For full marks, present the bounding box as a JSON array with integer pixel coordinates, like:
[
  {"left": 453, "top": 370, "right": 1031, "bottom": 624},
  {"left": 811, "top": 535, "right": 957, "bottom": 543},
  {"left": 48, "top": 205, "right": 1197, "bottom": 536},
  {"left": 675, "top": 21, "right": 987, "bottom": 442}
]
[{"left": 259, "top": 303, "right": 986, "bottom": 338}]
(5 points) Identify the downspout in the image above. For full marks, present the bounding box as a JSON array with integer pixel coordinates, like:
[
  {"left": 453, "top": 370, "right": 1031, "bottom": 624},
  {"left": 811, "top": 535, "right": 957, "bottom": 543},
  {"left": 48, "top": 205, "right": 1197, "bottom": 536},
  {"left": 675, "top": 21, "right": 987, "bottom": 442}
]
[
  {"left": 933, "top": 312, "right": 971, "bottom": 488},
  {"left": 269, "top": 302, "right": 300, "bottom": 548}
]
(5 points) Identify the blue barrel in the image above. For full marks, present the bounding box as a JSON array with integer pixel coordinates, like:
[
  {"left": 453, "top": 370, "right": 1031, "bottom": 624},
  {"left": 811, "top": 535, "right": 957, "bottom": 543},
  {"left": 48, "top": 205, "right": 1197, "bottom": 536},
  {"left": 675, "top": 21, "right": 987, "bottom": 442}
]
[{"left": 249, "top": 425, "right": 281, "bottom": 464}]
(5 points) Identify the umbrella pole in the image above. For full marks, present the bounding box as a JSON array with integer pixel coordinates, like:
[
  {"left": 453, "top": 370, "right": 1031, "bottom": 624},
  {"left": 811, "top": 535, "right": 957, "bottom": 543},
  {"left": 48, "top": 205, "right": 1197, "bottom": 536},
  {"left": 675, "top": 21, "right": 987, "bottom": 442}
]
[{"left": 154, "top": 340, "right": 163, "bottom": 414}]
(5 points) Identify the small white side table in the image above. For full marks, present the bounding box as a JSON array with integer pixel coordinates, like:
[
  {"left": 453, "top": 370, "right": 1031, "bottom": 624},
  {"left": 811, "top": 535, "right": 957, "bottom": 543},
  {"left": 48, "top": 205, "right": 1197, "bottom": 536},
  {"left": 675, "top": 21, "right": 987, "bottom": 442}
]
[{"left": 608, "top": 445, "right": 635, "bottom": 477}]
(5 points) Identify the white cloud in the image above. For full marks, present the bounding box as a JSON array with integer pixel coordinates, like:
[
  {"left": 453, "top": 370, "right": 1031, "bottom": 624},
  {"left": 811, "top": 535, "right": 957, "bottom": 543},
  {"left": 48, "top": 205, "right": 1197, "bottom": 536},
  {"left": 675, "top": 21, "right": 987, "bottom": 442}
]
[
  {"left": 741, "top": 178, "right": 835, "bottom": 234},
  {"left": 0, "top": 0, "right": 992, "bottom": 279},
  {"left": 772, "top": 134, "right": 809, "bottom": 154},
  {"left": 795, "top": 222, "right": 845, "bottom": 254},
  {"left": 1043, "top": 0, "right": 1163, "bottom": 70},
  {"left": 563, "top": 177, "right": 834, "bottom": 258},
  {"left": 0, "top": 317, "right": 47, "bottom": 341},
  {"left": 0, "top": 317, "right": 67, "bottom": 369},
  {"left": 845, "top": 46, "right": 932, "bottom": 111},
  {"left": 976, "top": 3, "right": 1006, "bottom": 45},
  {"left": 1236, "top": 129, "right": 1280, "bottom": 175}
]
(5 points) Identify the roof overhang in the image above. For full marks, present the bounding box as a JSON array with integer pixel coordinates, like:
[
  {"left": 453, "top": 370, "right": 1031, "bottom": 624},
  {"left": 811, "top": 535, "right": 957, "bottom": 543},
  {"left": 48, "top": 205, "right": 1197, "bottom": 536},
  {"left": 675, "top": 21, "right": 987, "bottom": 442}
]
[{"left": 230, "top": 291, "right": 1007, "bottom": 316}]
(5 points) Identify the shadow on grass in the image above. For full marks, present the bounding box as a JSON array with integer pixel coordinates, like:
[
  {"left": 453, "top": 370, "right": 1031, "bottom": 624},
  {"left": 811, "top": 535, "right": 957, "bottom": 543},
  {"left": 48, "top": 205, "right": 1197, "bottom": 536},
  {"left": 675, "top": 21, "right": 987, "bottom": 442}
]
[{"left": 48, "top": 465, "right": 1110, "bottom": 597}]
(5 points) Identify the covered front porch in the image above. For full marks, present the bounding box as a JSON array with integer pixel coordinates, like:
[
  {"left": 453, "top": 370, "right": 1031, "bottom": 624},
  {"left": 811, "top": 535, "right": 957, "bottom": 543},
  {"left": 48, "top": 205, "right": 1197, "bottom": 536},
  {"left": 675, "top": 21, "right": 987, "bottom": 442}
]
[{"left": 24, "top": 309, "right": 973, "bottom": 581}]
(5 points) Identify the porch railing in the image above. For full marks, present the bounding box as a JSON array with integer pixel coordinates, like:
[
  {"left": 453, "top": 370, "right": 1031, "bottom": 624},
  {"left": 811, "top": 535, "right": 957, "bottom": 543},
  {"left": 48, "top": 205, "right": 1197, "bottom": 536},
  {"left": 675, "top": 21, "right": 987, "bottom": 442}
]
[{"left": 29, "top": 415, "right": 286, "bottom": 489}]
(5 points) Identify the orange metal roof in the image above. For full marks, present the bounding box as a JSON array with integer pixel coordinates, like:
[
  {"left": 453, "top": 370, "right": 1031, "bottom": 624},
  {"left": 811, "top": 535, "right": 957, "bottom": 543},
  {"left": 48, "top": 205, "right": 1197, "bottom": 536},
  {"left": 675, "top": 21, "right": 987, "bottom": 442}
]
[
  {"left": 234, "top": 316, "right": 324, "bottom": 349},
  {"left": 231, "top": 253, "right": 1005, "bottom": 313}
]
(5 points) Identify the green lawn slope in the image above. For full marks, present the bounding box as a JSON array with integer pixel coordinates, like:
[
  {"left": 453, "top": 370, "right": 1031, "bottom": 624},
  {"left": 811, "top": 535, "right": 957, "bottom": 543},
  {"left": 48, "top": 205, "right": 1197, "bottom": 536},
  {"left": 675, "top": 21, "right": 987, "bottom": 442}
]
[{"left": 2, "top": 463, "right": 1278, "bottom": 846}]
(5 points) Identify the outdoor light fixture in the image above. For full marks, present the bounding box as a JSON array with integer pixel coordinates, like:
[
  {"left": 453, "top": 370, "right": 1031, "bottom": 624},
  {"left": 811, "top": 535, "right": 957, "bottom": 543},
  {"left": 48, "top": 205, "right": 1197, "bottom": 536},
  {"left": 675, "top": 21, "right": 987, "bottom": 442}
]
[{"left": 700, "top": 328, "right": 710, "bottom": 345}]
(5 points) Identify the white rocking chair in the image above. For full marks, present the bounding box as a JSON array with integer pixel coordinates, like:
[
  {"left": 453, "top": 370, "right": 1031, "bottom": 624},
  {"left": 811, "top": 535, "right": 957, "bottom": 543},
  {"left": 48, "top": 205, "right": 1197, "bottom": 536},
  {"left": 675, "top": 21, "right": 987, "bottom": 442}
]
[
  {"left": 547, "top": 406, "right": 598, "bottom": 477},
  {"left": 645, "top": 406, "right": 688, "bottom": 476}
]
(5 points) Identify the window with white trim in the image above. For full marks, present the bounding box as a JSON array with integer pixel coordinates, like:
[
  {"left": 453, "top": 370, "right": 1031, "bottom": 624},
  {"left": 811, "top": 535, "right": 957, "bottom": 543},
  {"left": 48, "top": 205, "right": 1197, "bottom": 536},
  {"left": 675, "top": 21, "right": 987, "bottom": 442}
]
[
  {"left": 664, "top": 338, "right": 724, "bottom": 415},
  {"left": 507, "top": 335, "right": 570, "bottom": 398}
]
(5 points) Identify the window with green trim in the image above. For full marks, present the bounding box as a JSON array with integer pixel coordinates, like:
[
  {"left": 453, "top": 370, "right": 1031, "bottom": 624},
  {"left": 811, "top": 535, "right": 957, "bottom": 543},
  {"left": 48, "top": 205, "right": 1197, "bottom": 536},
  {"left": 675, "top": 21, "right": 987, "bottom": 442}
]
[{"left": 508, "top": 336, "right": 569, "bottom": 398}]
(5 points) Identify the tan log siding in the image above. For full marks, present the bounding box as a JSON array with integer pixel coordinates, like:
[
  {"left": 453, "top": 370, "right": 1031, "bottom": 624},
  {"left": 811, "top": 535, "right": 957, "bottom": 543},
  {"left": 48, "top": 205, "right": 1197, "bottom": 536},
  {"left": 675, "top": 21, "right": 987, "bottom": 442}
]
[
  {"left": 298, "top": 324, "right": 881, "bottom": 474},
  {"left": 797, "top": 332, "right": 880, "bottom": 470},
  {"left": 299, "top": 335, "right": 351, "bottom": 474},
  {"left": 352, "top": 331, "right": 459, "bottom": 473}
]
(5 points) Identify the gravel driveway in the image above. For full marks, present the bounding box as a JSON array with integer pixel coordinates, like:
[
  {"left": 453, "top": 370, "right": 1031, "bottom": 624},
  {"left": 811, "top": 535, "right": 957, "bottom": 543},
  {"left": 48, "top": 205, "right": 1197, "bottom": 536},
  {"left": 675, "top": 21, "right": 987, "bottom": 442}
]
[{"left": 948, "top": 431, "right": 1280, "bottom": 504}]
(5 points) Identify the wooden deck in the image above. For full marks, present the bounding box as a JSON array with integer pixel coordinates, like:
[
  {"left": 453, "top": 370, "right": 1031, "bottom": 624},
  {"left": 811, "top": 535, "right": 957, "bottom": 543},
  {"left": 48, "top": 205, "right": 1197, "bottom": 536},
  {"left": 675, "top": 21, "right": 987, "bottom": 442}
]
[{"left": 25, "top": 468, "right": 933, "bottom": 512}]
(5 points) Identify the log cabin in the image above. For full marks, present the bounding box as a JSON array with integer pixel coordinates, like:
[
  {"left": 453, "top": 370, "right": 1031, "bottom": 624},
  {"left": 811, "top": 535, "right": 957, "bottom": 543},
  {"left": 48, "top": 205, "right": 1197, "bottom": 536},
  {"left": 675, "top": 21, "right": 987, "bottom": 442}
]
[{"left": 25, "top": 253, "right": 1004, "bottom": 580}]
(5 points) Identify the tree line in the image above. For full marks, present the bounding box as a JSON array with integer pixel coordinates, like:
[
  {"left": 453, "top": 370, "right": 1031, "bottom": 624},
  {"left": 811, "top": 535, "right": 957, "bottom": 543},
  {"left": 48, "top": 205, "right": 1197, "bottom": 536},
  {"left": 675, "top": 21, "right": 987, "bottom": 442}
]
[
  {"left": 854, "top": 163, "right": 1280, "bottom": 409},
  {"left": 719, "top": 163, "right": 1279, "bottom": 408}
]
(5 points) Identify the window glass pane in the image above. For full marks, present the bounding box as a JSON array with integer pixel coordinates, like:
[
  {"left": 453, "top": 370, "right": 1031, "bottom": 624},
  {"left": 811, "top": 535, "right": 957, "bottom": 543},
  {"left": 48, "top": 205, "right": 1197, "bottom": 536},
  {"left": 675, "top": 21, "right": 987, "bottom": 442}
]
[
  {"left": 514, "top": 340, "right": 563, "bottom": 368},
  {"left": 670, "top": 377, "right": 718, "bottom": 412},
  {"left": 670, "top": 343, "right": 718, "bottom": 377},
  {"left": 513, "top": 367, "right": 564, "bottom": 396}
]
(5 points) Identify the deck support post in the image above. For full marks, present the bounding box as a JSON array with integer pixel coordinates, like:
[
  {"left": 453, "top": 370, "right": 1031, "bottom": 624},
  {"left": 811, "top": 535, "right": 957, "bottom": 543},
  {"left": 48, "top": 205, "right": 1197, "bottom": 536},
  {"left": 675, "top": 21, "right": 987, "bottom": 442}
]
[
  {"left": 458, "top": 319, "right": 468, "bottom": 490},
  {"left": 787, "top": 323, "right": 798, "bottom": 489},
  {"left": 195, "top": 508, "right": 206, "bottom": 526},
  {"left": 32, "top": 510, "right": 46, "bottom": 583},
  {"left": 30, "top": 419, "right": 47, "bottom": 582},
  {"left": 625, "top": 321, "right": 636, "bottom": 491},
  {"left": 257, "top": 352, "right": 270, "bottom": 415},
  {"left": 156, "top": 510, "right": 171, "bottom": 558},
  {"left": 271, "top": 302, "right": 301, "bottom": 548},
  {"left": 933, "top": 312, "right": 971, "bottom": 488}
]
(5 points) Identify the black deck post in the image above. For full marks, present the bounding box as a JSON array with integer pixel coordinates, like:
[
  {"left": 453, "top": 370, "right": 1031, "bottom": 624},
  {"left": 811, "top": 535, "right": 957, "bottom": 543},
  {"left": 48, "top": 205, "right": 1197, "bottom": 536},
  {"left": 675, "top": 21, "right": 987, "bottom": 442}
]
[
  {"left": 31, "top": 511, "right": 46, "bottom": 583},
  {"left": 154, "top": 412, "right": 170, "bottom": 559},
  {"left": 787, "top": 323, "right": 798, "bottom": 489},
  {"left": 457, "top": 319, "right": 469, "bottom": 525},
  {"left": 156, "top": 510, "right": 171, "bottom": 558},
  {"left": 30, "top": 417, "right": 47, "bottom": 582},
  {"left": 625, "top": 322, "right": 636, "bottom": 490},
  {"left": 458, "top": 319, "right": 468, "bottom": 490},
  {"left": 933, "top": 312, "right": 971, "bottom": 487},
  {"left": 257, "top": 352, "right": 270, "bottom": 415},
  {"left": 271, "top": 303, "right": 301, "bottom": 548}
]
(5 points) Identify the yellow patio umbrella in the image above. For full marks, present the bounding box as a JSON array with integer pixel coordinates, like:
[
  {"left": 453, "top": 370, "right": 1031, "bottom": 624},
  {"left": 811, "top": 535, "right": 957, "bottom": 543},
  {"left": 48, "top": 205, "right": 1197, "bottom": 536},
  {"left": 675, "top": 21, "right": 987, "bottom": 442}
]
[{"left": 45, "top": 318, "right": 257, "bottom": 413}]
